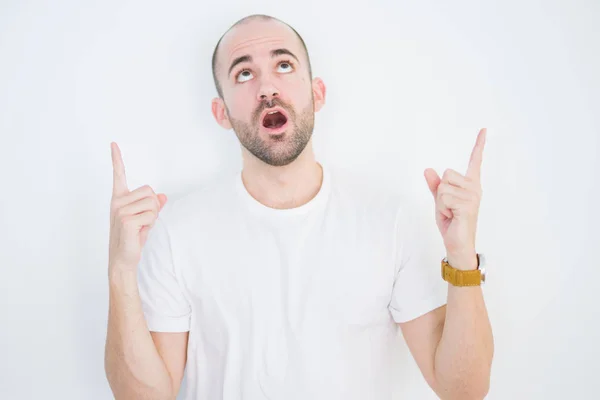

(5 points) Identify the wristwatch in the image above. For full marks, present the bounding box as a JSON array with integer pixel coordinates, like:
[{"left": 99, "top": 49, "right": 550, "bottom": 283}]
[{"left": 441, "top": 253, "right": 487, "bottom": 287}]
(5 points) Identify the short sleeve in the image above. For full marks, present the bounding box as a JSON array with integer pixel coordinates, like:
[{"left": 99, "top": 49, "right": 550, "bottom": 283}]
[
  {"left": 388, "top": 205, "right": 448, "bottom": 323},
  {"left": 137, "top": 215, "right": 191, "bottom": 332}
]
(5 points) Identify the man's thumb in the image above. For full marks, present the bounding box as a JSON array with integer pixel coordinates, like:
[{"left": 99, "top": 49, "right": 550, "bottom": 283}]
[
  {"left": 157, "top": 193, "right": 168, "bottom": 211},
  {"left": 424, "top": 168, "right": 441, "bottom": 197}
]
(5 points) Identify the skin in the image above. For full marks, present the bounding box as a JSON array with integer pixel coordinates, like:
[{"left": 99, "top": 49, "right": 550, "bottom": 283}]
[
  {"left": 105, "top": 143, "right": 185, "bottom": 400},
  {"left": 105, "top": 17, "right": 493, "bottom": 400},
  {"left": 211, "top": 18, "right": 326, "bottom": 210},
  {"left": 404, "top": 128, "right": 494, "bottom": 399}
]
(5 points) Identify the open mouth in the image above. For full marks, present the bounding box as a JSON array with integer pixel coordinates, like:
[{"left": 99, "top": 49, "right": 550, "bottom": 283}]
[{"left": 262, "top": 110, "right": 288, "bottom": 130}]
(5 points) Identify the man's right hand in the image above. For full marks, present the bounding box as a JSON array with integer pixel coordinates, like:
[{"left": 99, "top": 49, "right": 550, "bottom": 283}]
[{"left": 108, "top": 142, "right": 167, "bottom": 273}]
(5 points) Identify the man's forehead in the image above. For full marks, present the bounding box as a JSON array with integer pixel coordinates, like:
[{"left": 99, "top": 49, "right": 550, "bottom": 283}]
[{"left": 220, "top": 20, "right": 301, "bottom": 64}]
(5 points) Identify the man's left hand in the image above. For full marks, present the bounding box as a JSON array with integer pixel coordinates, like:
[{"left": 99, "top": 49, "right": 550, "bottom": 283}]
[{"left": 424, "top": 128, "right": 487, "bottom": 271}]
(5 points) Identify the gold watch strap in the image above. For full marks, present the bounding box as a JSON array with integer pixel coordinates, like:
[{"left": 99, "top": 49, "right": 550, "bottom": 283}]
[{"left": 441, "top": 256, "right": 482, "bottom": 286}]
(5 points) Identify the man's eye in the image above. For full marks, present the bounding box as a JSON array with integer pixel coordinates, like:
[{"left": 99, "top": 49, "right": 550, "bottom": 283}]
[
  {"left": 237, "top": 70, "right": 253, "bottom": 83},
  {"left": 236, "top": 61, "right": 294, "bottom": 83},
  {"left": 278, "top": 61, "right": 294, "bottom": 73}
]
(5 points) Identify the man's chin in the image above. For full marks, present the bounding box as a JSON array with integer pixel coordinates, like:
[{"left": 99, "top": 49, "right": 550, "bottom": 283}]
[
  {"left": 254, "top": 142, "right": 304, "bottom": 166},
  {"left": 260, "top": 152, "right": 301, "bottom": 167}
]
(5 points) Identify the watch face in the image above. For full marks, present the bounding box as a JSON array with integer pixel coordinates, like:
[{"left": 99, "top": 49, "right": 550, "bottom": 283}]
[{"left": 478, "top": 253, "right": 486, "bottom": 284}]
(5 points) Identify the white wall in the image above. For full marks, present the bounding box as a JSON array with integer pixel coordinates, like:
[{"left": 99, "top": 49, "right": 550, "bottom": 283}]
[{"left": 1, "top": 0, "right": 598, "bottom": 398}]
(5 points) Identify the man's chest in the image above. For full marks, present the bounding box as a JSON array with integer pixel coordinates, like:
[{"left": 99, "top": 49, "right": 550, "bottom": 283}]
[{"left": 175, "top": 220, "right": 397, "bottom": 330}]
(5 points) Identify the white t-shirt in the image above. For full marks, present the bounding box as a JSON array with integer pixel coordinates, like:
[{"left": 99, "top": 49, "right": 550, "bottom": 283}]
[{"left": 137, "top": 163, "right": 448, "bottom": 399}]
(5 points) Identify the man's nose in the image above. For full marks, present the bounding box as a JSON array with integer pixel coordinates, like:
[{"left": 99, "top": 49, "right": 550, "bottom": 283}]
[{"left": 257, "top": 82, "right": 280, "bottom": 103}]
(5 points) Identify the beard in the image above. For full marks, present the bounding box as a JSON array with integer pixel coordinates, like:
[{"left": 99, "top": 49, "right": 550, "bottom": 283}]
[{"left": 227, "top": 97, "right": 315, "bottom": 167}]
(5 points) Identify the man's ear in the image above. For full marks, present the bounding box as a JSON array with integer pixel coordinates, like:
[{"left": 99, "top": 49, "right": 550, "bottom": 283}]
[
  {"left": 311, "top": 77, "right": 326, "bottom": 113},
  {"left": 211, "top": 97, "right": 232, "bottom": 129}
]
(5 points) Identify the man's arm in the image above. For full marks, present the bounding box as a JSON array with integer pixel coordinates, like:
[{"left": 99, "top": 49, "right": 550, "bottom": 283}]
[
  {"left": 105, "top": 142, "right": 190, "bottom": 399},
  {"left": 151, "top": 331, "right": 189, "bottom": 394},
  {"left": 406, "top": 128, "right": 493, "bottom": 398},
  {"left": 399, "top": 281, "right": 494, "bottom": 400},
  {"left": 104, "top": 269, "right": 188, "bottom": 400}
]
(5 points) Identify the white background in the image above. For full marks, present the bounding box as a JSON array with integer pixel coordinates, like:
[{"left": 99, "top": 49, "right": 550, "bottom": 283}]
[{"left": 1, "top": 0, "right": 598, "bottom": 398}]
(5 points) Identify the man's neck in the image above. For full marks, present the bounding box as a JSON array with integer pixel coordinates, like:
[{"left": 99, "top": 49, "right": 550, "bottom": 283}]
[{"left": 240, "top": 144, "right": 323, "bottom": 210}]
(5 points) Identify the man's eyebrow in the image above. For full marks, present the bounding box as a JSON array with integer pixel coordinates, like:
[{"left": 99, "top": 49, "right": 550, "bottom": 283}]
[
  {"left": 271, "top": 48, "right": 299, "bottom": 62},
  {"left": 227, "top": 48, "right": 300, "bottom": 78},
  {"left": 228, "top": 55, "right": 252, "bottom": 77}
]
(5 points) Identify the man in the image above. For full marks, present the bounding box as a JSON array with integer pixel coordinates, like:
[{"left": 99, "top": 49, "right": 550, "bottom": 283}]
[{"left": 104, "top": 14, "right": 494, "bottom": 400}]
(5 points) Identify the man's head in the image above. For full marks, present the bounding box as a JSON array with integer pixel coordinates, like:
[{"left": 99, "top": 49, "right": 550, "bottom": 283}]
[{"left": 211, "top": 15, "right": 326, "bottom": 167}]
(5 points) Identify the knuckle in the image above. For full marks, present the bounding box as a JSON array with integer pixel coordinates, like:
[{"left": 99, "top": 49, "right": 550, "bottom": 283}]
[
  {"left": 148, "top": 197, "right": 158, "bottom": 211},
  {"left": 139, "top": 185, "right": 153, "bottom": 196}
]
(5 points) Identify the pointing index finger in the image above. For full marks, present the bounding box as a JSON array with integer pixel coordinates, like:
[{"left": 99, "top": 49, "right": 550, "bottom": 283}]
[
  {"left": 111, "top": 142, "right": 129, "bottom": 196},
  {"left": 466, "top": 128, "right": 487, "bottom": 181}
]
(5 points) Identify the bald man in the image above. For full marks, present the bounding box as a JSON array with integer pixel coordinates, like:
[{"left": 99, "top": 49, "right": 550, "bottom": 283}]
[{"left": 105, "top": 14, "right": 493, "bottom": 400}]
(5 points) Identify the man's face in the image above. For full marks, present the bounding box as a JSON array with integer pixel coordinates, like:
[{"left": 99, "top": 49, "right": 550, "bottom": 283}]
[{"left": 213, "top": 20, "right": 325, "bottom": 167}]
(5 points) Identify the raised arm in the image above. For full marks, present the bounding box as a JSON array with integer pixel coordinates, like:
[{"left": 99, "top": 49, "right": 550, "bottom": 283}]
[
  {"left": 400, "top": 128, "right": 494, "bottom": 399},
  {"left": 104, "top": 142, "right": 188, "bottom": 400}
]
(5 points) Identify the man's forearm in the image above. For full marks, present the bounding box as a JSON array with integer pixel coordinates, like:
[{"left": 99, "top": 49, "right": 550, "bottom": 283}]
[
  {"left": 433, "top": 259, "right": 494, "bottom": 399},
  {"left": 104, "top": 268, "right": 174, "bottom": 400}
]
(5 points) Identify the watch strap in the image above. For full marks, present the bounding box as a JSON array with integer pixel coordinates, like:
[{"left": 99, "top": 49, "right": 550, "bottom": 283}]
[{"left": 441, "top": 256, "right": 482, "bottom": 286}]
